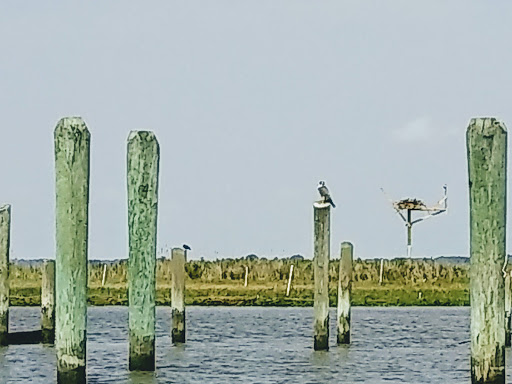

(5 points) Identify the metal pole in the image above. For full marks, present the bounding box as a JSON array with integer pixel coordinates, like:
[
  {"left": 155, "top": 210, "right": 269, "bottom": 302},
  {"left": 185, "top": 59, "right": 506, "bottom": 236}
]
[{"left": 407, "top": 210, "right": 412, "bottom": 258}]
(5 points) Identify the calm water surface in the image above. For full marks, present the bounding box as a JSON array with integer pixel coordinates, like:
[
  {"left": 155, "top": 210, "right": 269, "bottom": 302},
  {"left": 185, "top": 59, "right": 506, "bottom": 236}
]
[{"left": 1, "top": 306, "right": 509, "bottom": 383}]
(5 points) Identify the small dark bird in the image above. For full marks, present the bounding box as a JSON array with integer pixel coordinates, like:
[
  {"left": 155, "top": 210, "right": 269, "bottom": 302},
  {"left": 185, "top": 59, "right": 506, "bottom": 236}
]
[
  {"left": 317, "top": 181, "right": 336, "bottom": 208},
  {"left": 183, "top": 244, "right": 191, "bottom": 251}
]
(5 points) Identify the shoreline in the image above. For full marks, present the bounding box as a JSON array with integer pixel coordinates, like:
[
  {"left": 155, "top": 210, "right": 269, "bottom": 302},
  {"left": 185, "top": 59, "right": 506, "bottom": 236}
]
[
  {"left": 8, "top": 257, "right": 471, "bottom": 307},
  {"left": 9, "top": 285, "right": 469, "bottom": 307}
]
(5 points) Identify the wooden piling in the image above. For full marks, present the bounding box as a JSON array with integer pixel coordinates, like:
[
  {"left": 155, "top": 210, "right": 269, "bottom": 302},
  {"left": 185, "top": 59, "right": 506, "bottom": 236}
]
[
  {"left": 0, "top": 204, "right": 10, "bottom": 346},
  {"left": 505, "top": 271, "right": 511, "bottom": 348},
  {"left": 41, "top": 260, "right": 55, "bottom": 344},
  {"left": 101, "top": 264, "right": 107, "bottom": 287},
  {"left": 467, "top": 117, "right": 507, "bottom": 384},
  {"left": 313, "top": 202, "right": 330, "bottom": 351},
  {"left": 379, "top": 258, "right": 384, "bottom": 285},
  {"left": 54, "top": 117, "right": 90, "bottom": 384},
  {"left": 337, "top": 242, "right": 352, "bottom": 344},
  {"left": 286, "top": 265, "right": 294, "bottom": 297},
  {"left": 127, "top": 131, "right": 159, "bottom": 371},
  {"left": 8, "top": 330, "right": 42, "bottom": 345},
  {"left": 171, "top": 248, "right": 186, "bottom": 344},
  {"left": 244, "top": 266, "right": 248, "bottom": 287}
]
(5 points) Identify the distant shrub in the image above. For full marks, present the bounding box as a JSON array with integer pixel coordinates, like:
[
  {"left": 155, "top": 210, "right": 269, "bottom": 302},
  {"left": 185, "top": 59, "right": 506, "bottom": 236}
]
[{"left": 10, "top": 256, "right": 469, "bottom": 287}]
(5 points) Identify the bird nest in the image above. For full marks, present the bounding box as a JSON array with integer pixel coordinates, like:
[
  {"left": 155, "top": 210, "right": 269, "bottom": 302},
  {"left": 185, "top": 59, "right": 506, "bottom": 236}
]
[{"left": 393, "top": 198, "right": 428, "bottom": 211}]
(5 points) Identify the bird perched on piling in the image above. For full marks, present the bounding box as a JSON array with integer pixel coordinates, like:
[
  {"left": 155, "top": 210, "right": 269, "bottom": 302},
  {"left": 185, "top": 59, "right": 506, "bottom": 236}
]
[
  {"left": 317, "top": 181, "right": 336, "bottom": 208},
  {"left": 183, "top": 244, "right": 191, "bottom": 251}
]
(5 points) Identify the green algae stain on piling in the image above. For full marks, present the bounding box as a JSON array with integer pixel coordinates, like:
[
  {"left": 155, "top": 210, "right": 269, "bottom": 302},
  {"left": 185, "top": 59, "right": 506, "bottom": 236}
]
[
  {"left": 337, "top": 242, "right": 353, "bottom": 345},
  {"left": 0, "top": 204, "right": 11, "bottom": 346},
  {"left": 313, "top": 202, "right": 330, "bottom": 351},
  {"left": 54, "top": 117, "right": 90, "bottom": 384},
  {"left": 127, "top": 131, "right": 159, "bottom": 371},
  {"left": 467, "top": 118, "right": 507, "bottom": 384},
  {"left": 41, "top": 260, "right": 55, "bottom": 344},
  {"left": 171, "top": 248, "right": 186, "bottom": 344}
]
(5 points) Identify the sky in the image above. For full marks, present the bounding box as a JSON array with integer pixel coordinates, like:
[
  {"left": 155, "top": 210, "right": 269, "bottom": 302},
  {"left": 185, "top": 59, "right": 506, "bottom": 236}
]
[{"left": 1, "top": 2, "right": 512, "bottom": 261}]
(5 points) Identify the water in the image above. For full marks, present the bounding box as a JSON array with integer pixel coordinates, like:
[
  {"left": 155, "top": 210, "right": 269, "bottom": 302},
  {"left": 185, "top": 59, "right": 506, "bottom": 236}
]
[{"left": 0, "top": 306, "right": 508, "bottom": 383}]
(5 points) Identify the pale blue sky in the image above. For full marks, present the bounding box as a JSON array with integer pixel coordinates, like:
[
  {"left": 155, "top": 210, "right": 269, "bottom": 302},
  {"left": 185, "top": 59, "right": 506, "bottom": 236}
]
[{"left": 1, "top": 2, "right": 512, "bottom": 260}]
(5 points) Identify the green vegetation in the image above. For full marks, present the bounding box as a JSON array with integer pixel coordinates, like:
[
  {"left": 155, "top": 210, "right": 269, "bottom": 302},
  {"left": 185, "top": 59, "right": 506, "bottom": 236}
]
[{"left": 9, "top": 257, "right": 470, "bottom": 306}]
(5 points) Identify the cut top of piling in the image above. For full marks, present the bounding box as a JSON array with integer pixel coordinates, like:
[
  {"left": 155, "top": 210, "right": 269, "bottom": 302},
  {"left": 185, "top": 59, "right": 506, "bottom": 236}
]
[
  {"left": 171, "top": 247, "right": 186, "bottom": 260},
  {"left": 0, "top": 205, "right": 11, "bottom": 214},
  {"left": 54, "top": 117, "right": 91, "bottom": 171},
  {"left": 128, "top": 130, "right": 160, "bottom": 145},
  {"left": 54, "top": 117, "right": 90, "bottom": 138},
  {"left": 127, "top": 132, "right": 160, "bottom": 176},
  {"left": 467, "top": 117, "right": 507, "bottom": 135},
  {"left": 313, "top": 201, "right": 331, "bottom": 209}
]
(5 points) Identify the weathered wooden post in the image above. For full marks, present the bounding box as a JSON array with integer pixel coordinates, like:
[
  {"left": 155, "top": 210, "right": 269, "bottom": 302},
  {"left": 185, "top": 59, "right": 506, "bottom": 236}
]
[
  {"left": 379, "top": 258, "right": 384, "bottom": 285},
  {"left": 127, "top": 131, "right": 159, "bottom": 371},
  {"left": 171, "top": 247, "right": 186, "bottom": 344},
  {"left": 54, "top": 117, "right": 90, "bottom": 383},
  {"left": 101, "top": 264, "right": 107, "bottom": 287},
  {"left": 313, "top": 202, "right": 330, "bottom": 351},
  {"left": 41, "top": 260, "right": 55, "bottom": 344},
  {"left": 505, "top": 271, "right": 511, "bottom": 348},
  {"left": 244, "top": 266, "right": 248, "bottom": 287},
  {"left": 286, "top": 264, "right": 294, "bottom": 297},
  {"left": 467, "top": 117, "right": 507, "bottom": 383},
  {"left": 0, "top": 204, "right": 10, "bottom": 346},
  {"left": 337, "top": 242, "right": 352, "bottom": 344}
]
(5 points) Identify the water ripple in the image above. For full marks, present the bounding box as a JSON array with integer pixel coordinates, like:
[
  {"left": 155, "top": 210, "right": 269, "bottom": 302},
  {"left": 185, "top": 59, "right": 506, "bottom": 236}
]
[{"left": 0, "top": 306, "right": 503, "bottom": 383}]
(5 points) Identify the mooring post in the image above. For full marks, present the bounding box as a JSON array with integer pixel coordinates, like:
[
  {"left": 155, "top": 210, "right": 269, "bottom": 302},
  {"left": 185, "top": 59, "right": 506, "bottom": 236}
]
[
  {"left": 505, "top": 271, "right": 511, "bottom": 348},
  {"left": 54, "top": 117, "right": 90, "bottom": 384},
  {"left": 286, "top": 264, "right": 294, "bottom": 297},
  {"left": 41, "top": 260, "right": 55, "bottom": 344},
  {"left": 337, "top": 242, "right": 352, "bottom": 344},
  {"left": 127, "top": 131, "right": 159, "bottom": 371},
  {"left": 313, "top": 202, "right": 330, "bottom": 351},
  {"left": 379, "top": 258, "right": 384, "bottom": 285},
  {"left": 101, "top": 264, "right": 107, "bottom": 287},
  {"left": 467, "top": 117, "right": 507, "bottom": 383},
  {"left": 244, "top": 266, "right": 248, "bottom": 287},
  {"left": 171, "top": 247, "right": 186, "bottom": 344},
  {"left": 0, "top": 204, "right": 11, "bottom": 346}
]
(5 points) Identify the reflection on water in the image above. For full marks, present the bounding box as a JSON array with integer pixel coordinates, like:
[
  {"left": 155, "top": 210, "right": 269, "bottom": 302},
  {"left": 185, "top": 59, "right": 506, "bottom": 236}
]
[
  {"left": 0, "top": 306, "right": 507, "bottom": 383},
  {"left": 127, "top": 371, "right": 157, "bottom": 384}
]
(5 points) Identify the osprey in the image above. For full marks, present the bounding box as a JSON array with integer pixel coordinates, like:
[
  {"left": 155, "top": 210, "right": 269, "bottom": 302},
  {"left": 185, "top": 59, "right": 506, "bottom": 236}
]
[{"left": 317, "top": 181, "right": 336, "bottom": 208}]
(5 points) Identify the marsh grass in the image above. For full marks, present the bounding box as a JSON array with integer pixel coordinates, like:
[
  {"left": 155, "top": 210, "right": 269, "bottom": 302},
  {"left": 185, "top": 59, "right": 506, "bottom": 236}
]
[{"left": 9, "top": 257, "right": 469, "bottom": 306}]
